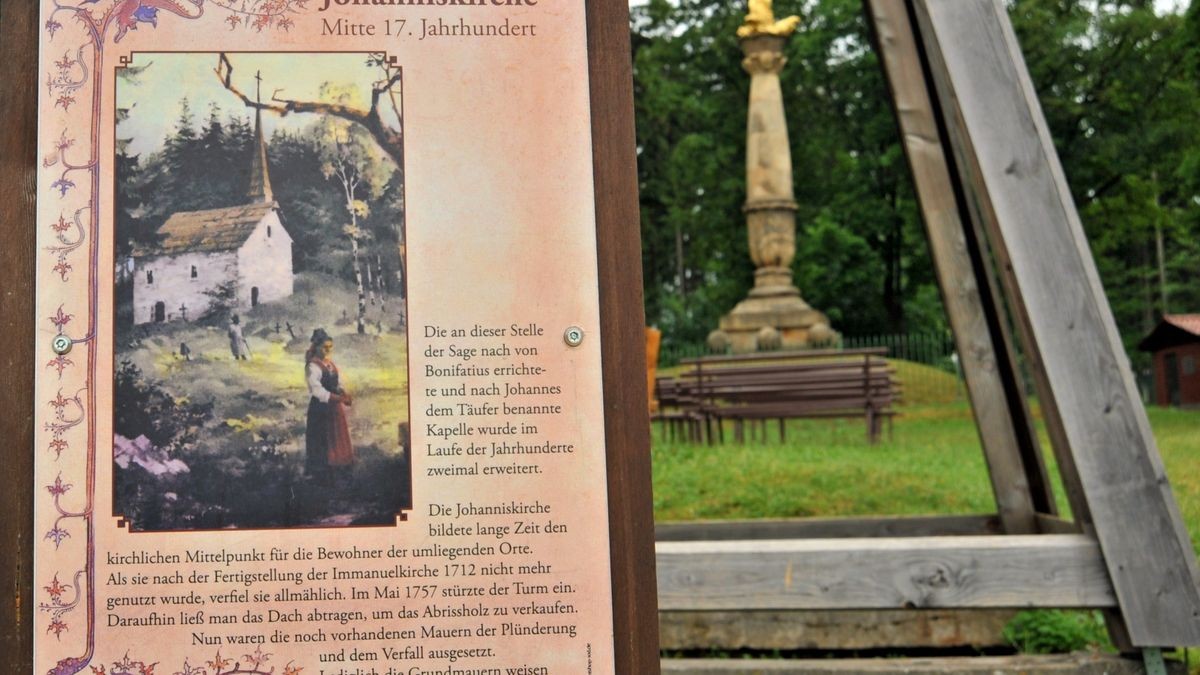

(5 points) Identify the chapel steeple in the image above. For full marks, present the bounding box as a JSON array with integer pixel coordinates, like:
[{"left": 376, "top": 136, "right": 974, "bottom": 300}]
[{"left": 247, "top": 70, "right": 274, "bottom": 203}]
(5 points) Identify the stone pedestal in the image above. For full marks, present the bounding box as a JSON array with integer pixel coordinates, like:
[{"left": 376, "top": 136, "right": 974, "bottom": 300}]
[{"left": 710, "top": 33, "right": 837, "bottom": 353}]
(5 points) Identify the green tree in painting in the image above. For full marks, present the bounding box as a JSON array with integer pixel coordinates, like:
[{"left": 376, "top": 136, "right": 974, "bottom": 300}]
[{"left": 114, "top": 94, "right": 406, "bottom": 325}]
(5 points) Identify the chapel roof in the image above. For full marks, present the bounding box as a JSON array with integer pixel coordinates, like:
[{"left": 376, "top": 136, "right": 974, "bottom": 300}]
[{"left": 134, "top": 201, "right": 278, "bottom": 257}]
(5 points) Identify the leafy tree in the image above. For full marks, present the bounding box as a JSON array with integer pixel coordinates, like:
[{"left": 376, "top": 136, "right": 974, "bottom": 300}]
[
  {"left": 113, "top": 361, "right": 212, "bottom": 452},
  {"left": 632, "top": 0, "right": 939, "bottom": 347},
  {"left": 632, "top": 0, "right": 1200, "bottom": 364},
  {"left": 199, "top": 280, "right": 238, "bottom": 322},
  {"left": 1010, "top": 0, "right": 1200, "bottom": 363}
]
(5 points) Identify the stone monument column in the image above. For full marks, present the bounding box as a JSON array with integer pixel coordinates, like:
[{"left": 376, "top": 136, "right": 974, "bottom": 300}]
[{"left": 709, "top": 0, "right": 837, "bottom": 353}]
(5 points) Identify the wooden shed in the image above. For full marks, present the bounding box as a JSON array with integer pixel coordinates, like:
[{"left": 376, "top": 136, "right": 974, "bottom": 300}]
[{"left": 1138, "top": 314, "right": 1200, "bottom": 407}]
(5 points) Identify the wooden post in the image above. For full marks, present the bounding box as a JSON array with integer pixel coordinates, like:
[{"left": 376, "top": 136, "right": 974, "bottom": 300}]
[
  {"left": 913, "top": 0, "right": 1200, "bottom": 646},
  {"left": 865, "top": 0, "right": 1054, "bottom": 532},
  {"left": 0, "top": 0, "right": 38, "bottom": 671},
  {"left": 587, "top": 0, "right": 663, "bottom": 669}
]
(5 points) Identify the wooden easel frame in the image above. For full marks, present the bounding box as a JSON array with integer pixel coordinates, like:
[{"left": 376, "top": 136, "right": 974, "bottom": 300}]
[
  {"left": 0, "top": 1, "right": 660, "bottom": 672},
  {"left": 0, "top": 0, "right": 40, "bottom": 670},
  {"left": 658, "top": 0, "right": 1200, "bottom": 652}
]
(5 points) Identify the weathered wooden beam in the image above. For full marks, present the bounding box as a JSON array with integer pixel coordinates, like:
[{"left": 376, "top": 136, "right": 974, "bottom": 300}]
[
  {"left": 912, "top": 0, "right": 1200, "bottom": 646},
  {"left": 655, "top": 514, "right": 1002, "bottom": 542},
  {"left": 865, "top": 0, "right": 1055, "bottom": 533},
  {"left": 659, "top": 609, "right": 1015, "bottom": 651},
  {"left": 1034, "top": 514, "right": 1080, "bottom": 535},
  {"left": 656, "top": 535, "right": 1115, "bottom": 611}
]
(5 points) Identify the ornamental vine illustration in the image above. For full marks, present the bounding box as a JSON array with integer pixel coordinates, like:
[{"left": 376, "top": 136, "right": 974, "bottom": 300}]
[{"left": 39, "top": 2, "right": 305, "bottom": 672}]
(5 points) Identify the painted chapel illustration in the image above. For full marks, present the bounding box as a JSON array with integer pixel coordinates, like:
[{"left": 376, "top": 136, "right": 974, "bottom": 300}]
[{"left": 131, "top": 107, "right": 294, "bottom": 325}]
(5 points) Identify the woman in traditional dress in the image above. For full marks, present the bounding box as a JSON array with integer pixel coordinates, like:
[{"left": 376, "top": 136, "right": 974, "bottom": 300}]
[{"left": 304, "top": 328, "right": 355, "bottom": 476}]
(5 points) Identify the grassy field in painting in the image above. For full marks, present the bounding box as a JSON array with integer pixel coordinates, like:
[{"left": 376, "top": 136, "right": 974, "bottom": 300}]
[{"left": 113, "top": 272, "right": 411, "bottom": 530}]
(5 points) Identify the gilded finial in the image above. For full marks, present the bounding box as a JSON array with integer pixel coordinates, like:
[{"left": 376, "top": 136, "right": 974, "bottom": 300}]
[{"left": 738, "top": 0, "right": 801, "bottom": 38}]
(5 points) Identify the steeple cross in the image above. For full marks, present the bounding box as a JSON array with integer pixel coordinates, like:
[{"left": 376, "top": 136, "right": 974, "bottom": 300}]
[{"left": 254, "top": 69, "right": 263, "bottom": 105}]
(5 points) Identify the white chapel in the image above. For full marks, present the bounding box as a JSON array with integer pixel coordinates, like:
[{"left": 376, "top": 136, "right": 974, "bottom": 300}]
[{"left": 131, "top": 107, "right": 294, "bottom": 326}]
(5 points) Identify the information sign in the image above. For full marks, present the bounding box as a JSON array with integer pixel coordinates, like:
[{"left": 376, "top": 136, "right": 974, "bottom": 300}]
[{"left": 4, "top": 1, "right": 657, "bottom": 672}]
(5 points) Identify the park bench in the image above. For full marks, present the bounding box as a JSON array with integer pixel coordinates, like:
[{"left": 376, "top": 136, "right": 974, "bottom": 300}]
[
  {"left": 663, "top": 348, "right": 900, "bottom": 444},
  {"left": 651, "top": 376, "right": 706, "bottom": 442}
]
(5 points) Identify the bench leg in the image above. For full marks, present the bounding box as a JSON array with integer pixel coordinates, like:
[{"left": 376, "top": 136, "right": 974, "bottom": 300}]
[{"left": 868, "top": 409, "right": 884, "bottom": 445}]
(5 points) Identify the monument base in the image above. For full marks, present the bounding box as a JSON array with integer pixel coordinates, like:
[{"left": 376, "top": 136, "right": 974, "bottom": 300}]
[{"left": 710, "top": 274, "right": 837, "bottom": 353}]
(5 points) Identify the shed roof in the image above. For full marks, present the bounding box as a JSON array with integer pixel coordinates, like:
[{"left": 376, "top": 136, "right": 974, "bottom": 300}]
[
  {"left": 134, "top": 202, "right": 277, "bottom": 257},
  {"left": 1163, "top": 314, "right": 1200, "bottom": 336},
  {"left": 1137, "top": 314, "right": 1200, "bottom": 352}
]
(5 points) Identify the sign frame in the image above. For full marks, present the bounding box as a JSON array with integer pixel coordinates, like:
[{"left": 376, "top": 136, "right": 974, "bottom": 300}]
[{"left": 0, "top": 0, "right": 661, "bottom": 672}]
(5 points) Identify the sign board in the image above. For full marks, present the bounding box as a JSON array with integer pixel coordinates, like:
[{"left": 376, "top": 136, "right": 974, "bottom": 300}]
[{"left": 1, "top": 0, "right": 658, "bottom": 672}]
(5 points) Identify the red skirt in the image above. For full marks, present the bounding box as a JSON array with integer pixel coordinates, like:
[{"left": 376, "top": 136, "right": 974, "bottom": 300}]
[
  {"left": 306, "top": 398, "right": 355, "bottom": 471},
  {"left": 326, "top": 401, "right": 355, "bottom": 467}
]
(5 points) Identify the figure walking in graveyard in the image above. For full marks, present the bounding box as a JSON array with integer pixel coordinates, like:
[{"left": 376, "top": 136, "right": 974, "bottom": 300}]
[
  {"left": 227, "top": 314, "right": 251, "bottom": 361},
  {"left": 304, "top": 328, "right": 355, "bottom": 476}
]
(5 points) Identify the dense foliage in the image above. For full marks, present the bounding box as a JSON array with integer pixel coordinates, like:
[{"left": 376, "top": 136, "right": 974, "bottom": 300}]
[{"left": 632, "top": 0, "right": 1200, "bottom": 363}]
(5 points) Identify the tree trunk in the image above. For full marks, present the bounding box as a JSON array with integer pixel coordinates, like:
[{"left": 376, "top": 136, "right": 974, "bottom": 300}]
[
  {"left": 883, "top": 201, "right": 905, "bottom": 332},
  {"left": 337, "top": 166, "right": 368, "bottom": 335},
  {"left": 365, "top": 257, "right": 376, "bottom": 306},
  {"left": 396, "top": 242, "right": 407, "bottom": 299},
  {"left": 674, "top": 221, "right": 686, "bottom": 296},
  {"left": 343, "top": 194, "right": 367, "bottom": 335},
  {"left": 1155, "top": 219, "right": 1168, "bottom": 316},
  {"left": 350, "top": 232, "right": 366, "bottom": 335}
]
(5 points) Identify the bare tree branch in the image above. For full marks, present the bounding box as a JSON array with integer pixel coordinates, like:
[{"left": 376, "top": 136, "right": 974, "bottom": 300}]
[{"left": 215, "top": 52, "right": 403, "bottom": 166}]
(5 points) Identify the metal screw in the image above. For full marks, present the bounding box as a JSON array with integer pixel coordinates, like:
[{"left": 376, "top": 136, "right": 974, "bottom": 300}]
[
  {"left": 563, "top": 326, "right": 584, "bottom": 347},
  {"left": 51, "top": 334, "right": 73, "bottom": 355}
]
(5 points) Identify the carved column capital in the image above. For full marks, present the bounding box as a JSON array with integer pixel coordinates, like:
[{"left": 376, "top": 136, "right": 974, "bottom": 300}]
[{"left": 741, "top": 51, "right": 787, "bottom": 75}]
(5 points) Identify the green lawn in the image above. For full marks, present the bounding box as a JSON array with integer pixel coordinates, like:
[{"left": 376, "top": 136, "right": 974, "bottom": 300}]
[
  {"left": 651, "top": 398, "right": 1200, "bottom": 556},
  {"left": 651, "top": 366, "right": 1200, "bottom": 663}
]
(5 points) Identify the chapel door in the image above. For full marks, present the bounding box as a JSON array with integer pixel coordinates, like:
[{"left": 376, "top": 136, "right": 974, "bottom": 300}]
[
  {"left": 154, "top": 301, "right": 165, "bottom": 323},
  {"left": 1165, "top": 352, "right": 1181, "bottom": 407},
  {"left": 251, "top": 287, "right": 260, "bottom": 307}
]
